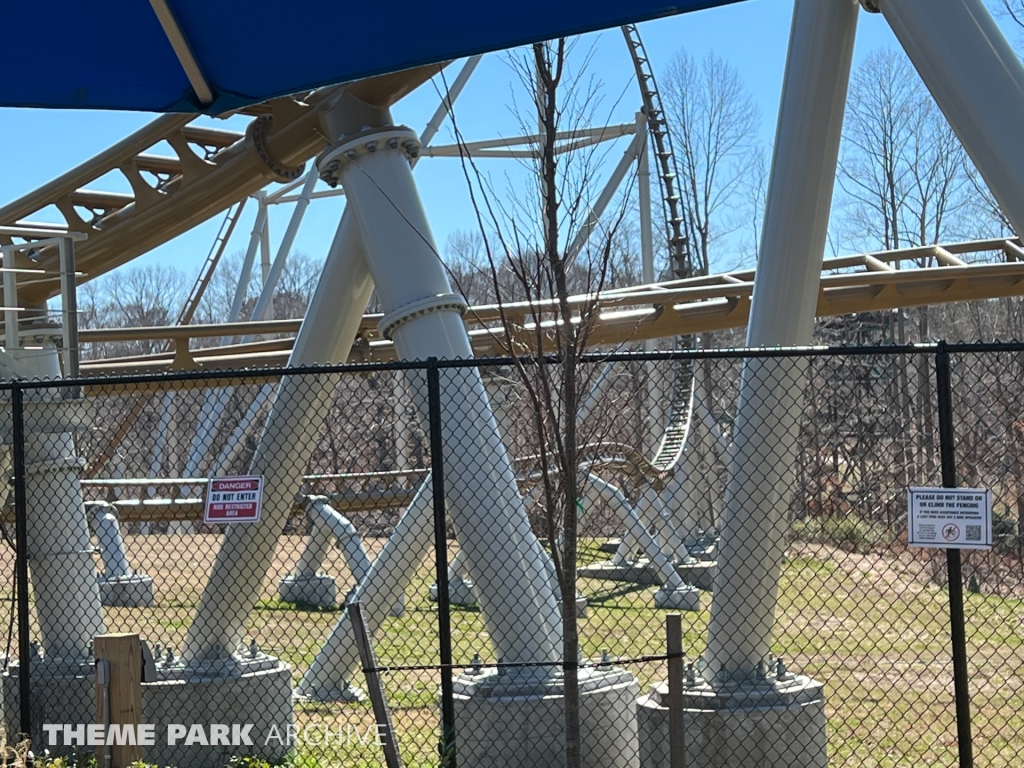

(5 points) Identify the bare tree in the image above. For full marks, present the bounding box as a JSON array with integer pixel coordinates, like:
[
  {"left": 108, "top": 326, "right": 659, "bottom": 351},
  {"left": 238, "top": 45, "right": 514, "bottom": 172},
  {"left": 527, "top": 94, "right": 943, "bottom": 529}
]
[
  {"left": 445, "top": 230, "right": 500, "bottom": 305},
  {"left": 966, "top": 165, "right": 1015, "bottom": 236},
  {"left": 835, "top": 46, "right": 982, "bottom": 350},
  {"left": 445, "top": 224, "right": 644, "bottom": 305},
  {"left": 739, "top": 143, "right": 770, "bottom": 268},
  {"left": 835, "top": 47, "right": 986, "bottom": 484},
  {"left": 269, "top": 251, "right": 325, "bottom": 319},
  {"left": 836, "top": 49, "right": 975, "bottom": 253},
  {"left": 661, "top": 49, "right": 761, "bottom": 275},
  {"left": 79, "top": 250, "right": 324, "bottom": 360},
  {"left": 194, "top": 250, "right": 324, "bottom": 325},
  {"left": 444, "top": 38, "right": 639, "bottom": 768},
  {"left": 79, "top": 264, "right": 188, "bottom": 358},
  {"left": 835, "top": 47, "right": 1020, "bottom": 344}
]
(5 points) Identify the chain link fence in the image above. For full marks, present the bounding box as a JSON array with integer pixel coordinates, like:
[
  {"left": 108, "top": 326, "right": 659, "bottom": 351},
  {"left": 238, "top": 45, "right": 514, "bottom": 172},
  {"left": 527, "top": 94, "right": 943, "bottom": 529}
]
[{"left": 0, "top": 344, "right": 1019, "bottom": 767}]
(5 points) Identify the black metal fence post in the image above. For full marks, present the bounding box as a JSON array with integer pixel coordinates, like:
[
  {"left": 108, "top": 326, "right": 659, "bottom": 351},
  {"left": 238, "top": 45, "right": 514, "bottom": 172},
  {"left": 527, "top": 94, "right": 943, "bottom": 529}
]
[
  {"left": 427, "top": 359, "right": 456, "bottom": 767},
  {"left": 11, "top": 384, "right": 31, "bottom": 739},
  {"left": 935, "top": 341, "right": 973, "bottom": 768}
]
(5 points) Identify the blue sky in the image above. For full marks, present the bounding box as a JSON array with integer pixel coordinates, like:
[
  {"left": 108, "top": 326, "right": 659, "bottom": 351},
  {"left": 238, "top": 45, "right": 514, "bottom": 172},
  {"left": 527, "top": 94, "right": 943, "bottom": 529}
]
[{"left": 0, "top": 1, "right": 1011, "bottom": 283}]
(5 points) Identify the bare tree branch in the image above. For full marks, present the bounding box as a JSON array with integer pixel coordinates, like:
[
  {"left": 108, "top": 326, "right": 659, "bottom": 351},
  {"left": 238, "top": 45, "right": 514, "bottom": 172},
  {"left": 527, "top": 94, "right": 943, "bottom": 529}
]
[
  {"left": 1003, "top": 1, "right": 1024, "bottom": 30},
  {"left": 662, "top": 49, "right": 760, "bottom": 274}
]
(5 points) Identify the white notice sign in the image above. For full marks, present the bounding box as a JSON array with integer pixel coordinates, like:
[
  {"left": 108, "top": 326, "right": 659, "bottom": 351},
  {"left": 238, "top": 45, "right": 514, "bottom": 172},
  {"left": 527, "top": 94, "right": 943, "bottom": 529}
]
[{"left": 907, "top": 487, "right": 992, "bottom": 550}]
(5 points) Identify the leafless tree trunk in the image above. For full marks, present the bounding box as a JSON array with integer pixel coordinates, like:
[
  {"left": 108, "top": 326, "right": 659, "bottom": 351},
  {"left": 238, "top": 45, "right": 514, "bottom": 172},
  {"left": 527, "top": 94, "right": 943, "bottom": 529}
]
[
  {"left": 442, "top": 37, "right": 632, "bottom": 768},
  {"left": 536, "top": 43, "right": 583, "bottom": 768}
]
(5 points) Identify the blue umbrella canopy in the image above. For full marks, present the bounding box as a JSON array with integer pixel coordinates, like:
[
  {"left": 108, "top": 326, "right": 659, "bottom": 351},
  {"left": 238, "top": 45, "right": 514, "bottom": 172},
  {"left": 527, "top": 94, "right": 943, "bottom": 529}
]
[{"left": 1, "top": 0, "right": 743, "bottom": 113}]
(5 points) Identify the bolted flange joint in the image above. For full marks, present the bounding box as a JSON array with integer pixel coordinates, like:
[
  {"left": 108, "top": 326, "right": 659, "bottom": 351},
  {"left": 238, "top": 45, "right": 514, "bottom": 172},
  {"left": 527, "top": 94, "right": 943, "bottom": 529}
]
[
  {"left": 247, "top": 115, "right": 307, "bottom": 181},
  {"left": 316, "top": 126, "right": 421, "bottom": 188},
  {"left": 378, "top": 292, "right": 468, "bottom": 340}
]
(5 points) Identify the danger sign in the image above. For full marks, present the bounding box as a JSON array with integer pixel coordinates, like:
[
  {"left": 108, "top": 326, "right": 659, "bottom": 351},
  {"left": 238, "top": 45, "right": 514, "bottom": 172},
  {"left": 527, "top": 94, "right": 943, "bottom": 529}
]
[{"left": 204, "top": 476, "right": 264, "bottom": 524}]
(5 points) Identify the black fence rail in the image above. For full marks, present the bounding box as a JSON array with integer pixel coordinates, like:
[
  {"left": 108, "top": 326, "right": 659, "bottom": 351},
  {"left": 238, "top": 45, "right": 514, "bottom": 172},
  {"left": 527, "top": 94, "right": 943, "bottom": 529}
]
[{"left": 0, "top": 343, "right": 1019, "bottom": 767}]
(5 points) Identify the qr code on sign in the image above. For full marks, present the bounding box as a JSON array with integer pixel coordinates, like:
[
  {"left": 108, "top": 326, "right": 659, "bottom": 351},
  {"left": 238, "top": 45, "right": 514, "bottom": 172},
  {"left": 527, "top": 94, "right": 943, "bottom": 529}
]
[{"left": 966, "top": 525, "right": 981, "bottom": 542}]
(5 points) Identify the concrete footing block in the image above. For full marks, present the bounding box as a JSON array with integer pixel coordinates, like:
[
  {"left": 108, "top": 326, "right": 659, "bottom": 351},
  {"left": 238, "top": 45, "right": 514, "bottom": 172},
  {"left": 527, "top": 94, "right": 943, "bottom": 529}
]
[
  {"left": 453, "top": 666, "right": 640, "bottom": 768},
  {"left": 429, "top": 578, "right": 478, "bottom": 606},
  {"left": 294, "top": 681, "right": 367, "bottom": 703},
  {"left": 279, "top": 573, "right": 338, "bottom": 609},
  {"left": 652, "top": 584, "right": 701, "bottom": 611},
  {"left": 575, "top": 594, "right": 589, "bottom": 618},
  {"left": 2, "top": 653, "right": 296, "bottom": 768},
  {"left": 389, "top": 594, "right": 406, "bottom": 618},
  {"left": 637, "top": 674, "right": 827, "bottom": 768},
  {"left": 561, "top": 594, "right": 589, "bottom": 618},
  {"left": 676, "top": 561, "right": 717, "bottom": 591},
  {"left": 143, "top": 654, "right": 295, "bottom": 768},
  {"left": 578, "top": 559, "right": 718, "bottom": 591},
  {"left": 2, "top": 657, "right": 95, "bottom": 750},
  {"left": 98, "top": 573, "right": 156, "bottom": 608}
]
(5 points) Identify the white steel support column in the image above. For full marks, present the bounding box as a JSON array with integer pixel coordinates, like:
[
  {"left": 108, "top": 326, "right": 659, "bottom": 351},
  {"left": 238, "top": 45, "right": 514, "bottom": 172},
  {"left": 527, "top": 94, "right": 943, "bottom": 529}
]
[
  {"left": 162, "top": 390, "right": 188, "bottom": 533},
  {"left": 419, "top": 55, "right": 483, "bottom": 150},
  {"left": 23, "top": 435, "right": 105, "bottom": 660},
  {"left": 564, "top": 132, "right": 643, "bottom": 266},
  {"left": 637, "top": 112, "right": 655, "bottom": 286},
  {"left": 296, "top": 479, "right": 436, "bottom": 700},
  {"left": 279, "top": 496, "right": 375, "bottom": 610},
  {"left": 184, "top": 172, "right": 318, "bottom": 484},
  {"left": 635, "top": 6, "right": 855, "bottom": 766},
  {"left": 392, "top": 370, "right": 415, "bottom": 470},
  {"left": 704, "top": 0, "right": 858, "bottom": 684},
  {"left": 147, "top": 391, "right": 176, "bottom": 486},
  {"left": 305, "top": 497, "right": 373, "bottom": 583},
  {"left": 184, "top": 209, "right": 373, "bottom": 663},
  {"left": 1, "top": 341, "right": 109, "bottom": 746},
  {"left": 583, "top": 475, "right": 697, "bottom": 610},
  {"left": 181, "top": 387, "right": 231, "bottom": 491},
  {"left": 259, "top": 214, "right": 272, "bottom": 289},
  {"left": 430, "top": 546, "right": 478, "bottom": 606},
  {"left": 246, "top": 170, "right": 319, "bottom": 327},
  {"left": 15, "top": 344, "right": 105, "bottom": 662},
  {"left": 2, "top": 250, "right": 17, "bottom": 352},
  {"left": 229, "top": 191, "right": 268, "bottom": 324},
  {"left": 209, "top": 384, "right": 273, "bottom": 476},
  {"left": 880, "top": 0, "right": 1024, "bottom": 237},
  {"left": 90, "top": 505, "right": 131, "bottom": 578},
  {"left": 318, "top": 127, "right": 560, "bottom": 670},
  {"left": 87, "top": 500, "right": 155, "bottom": 608}
]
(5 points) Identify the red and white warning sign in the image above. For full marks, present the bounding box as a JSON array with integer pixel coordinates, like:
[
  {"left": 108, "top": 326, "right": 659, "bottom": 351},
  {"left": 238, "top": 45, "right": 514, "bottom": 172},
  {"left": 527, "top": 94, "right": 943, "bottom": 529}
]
[{"left": 204, "top": 475, "right": 264, "bottom": 524}]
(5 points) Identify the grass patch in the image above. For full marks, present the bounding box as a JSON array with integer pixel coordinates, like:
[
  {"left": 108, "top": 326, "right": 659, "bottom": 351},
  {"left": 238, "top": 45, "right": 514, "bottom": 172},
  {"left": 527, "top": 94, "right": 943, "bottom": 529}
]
[
  {"left": 791, "top": 515, "right": 889, "bottom": 553},
  {"left": 6, "top": 535, "right": 1023, "bottom": 766}
]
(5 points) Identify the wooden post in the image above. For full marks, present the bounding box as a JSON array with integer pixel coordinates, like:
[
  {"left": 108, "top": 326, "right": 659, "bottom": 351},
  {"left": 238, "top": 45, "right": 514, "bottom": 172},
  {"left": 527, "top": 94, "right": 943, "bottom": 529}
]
[
  {"left": 666, "top": 614, "right": 685, "bottom": 768},
  {"left": 94, "top": 633, "right": 143, "bottom": 767},
  {"left": 349, "top": 602, "right": 404, "bottom": 768}
]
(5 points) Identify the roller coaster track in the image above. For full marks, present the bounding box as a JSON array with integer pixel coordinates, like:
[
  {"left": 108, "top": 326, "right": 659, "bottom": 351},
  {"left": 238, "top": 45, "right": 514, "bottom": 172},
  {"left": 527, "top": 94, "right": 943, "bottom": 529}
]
[
  {"left": 73, "top": 237, "right": 1024, "bottom": 375},
  {"left": 622, "top": 24, "right": 696, "bottom": 473},
  {"left": 53, "top": 450, "right": 670, "bottom": 522},
  {"left": 622, "top": 24, "right": 691, "bottom": 278},
  {"left": 651, "top": 362, "right": 695, "bottom": 472},
  {"left": 0, "top": 66, "right": 442, "bottom": 307}
]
